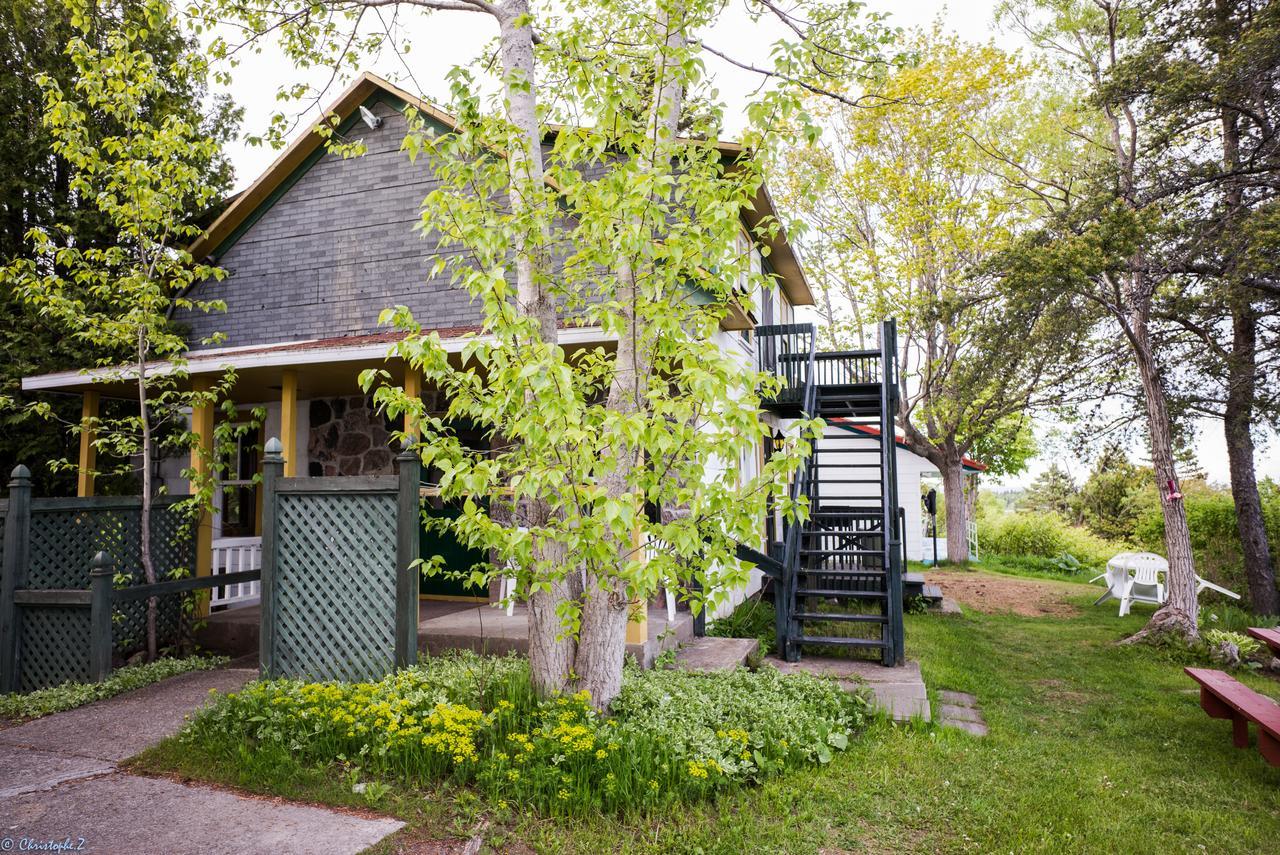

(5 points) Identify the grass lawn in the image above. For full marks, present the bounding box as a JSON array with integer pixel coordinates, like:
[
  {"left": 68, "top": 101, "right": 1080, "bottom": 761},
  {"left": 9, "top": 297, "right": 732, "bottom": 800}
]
[{"left": 130, "top": 570, "right": 1280, "bottom": 853}]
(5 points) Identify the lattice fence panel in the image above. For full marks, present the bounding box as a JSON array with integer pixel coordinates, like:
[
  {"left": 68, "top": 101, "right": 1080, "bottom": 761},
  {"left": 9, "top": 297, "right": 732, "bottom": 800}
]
[
  {"left": 19, "top": 607, "right": 91, "bottom": 691},
  {"left": 272, "top": 491, "right": 398, "bottom": 682},
  {"left": 26, "top": 500, "right": 194, "bottom": 658}
]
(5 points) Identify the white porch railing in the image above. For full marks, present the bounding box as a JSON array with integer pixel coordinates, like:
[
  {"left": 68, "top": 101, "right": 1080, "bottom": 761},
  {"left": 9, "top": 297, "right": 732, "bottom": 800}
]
[{"left": 211, "top": 536, "right": 262, "bottom": 608}]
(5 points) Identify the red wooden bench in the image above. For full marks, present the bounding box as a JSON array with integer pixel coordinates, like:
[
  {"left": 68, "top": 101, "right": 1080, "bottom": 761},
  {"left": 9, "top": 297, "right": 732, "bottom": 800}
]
[
  {"left": 1185, "top": 667, "right": 1280, "bottom": 767},
  {"left": 1247, "top": 627, "right": 1280, "bottom": 657}
]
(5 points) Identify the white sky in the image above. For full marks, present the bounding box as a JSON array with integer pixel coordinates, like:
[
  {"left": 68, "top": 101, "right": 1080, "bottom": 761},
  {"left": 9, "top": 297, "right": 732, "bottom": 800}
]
[{"left": 208, "top": 0, "right": 1278, "bottom": 490}]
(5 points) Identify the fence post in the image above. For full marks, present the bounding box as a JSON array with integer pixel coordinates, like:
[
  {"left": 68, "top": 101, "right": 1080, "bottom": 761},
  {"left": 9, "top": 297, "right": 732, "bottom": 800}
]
[
  {"left": 258, "top": 438, "right": 284, "bottom": 679},
  {"left": 0, "top": 464, "right": 33, "bottom": 693},
  {"left": 89, "top": 551, "right": 115, "bottom": 682},
  {"left": 395, "top": 442, "right": 421, "bottom": 670}
]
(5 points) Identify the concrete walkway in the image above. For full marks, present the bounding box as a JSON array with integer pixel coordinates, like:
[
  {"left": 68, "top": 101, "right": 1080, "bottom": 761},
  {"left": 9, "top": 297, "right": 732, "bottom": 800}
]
[{"left": 0, "top": 666, "right": 403, "bottom": 855}]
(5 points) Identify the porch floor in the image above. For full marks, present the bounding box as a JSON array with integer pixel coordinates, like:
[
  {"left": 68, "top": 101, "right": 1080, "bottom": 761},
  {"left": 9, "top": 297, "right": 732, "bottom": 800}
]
[{"left": 198, "top": 601, "right": 693, "bottom": 669}]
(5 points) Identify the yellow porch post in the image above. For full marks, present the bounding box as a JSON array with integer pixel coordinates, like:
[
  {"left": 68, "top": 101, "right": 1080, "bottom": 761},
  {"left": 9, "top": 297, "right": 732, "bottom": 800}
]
[
  {"left": 280, "top": 368, "right": 298, "bottom": 477},
  {"left": 76, "top": 389, "right": 99, "bottom": 498},
  {"left": 190, "top": 376, "right": 215, "bottom": 616},
  {"left": 403, "top": 364, "right": 421, "bottom": 440},
  {"left": 625, "top": 510, "right": 649, "bottom": 645}
]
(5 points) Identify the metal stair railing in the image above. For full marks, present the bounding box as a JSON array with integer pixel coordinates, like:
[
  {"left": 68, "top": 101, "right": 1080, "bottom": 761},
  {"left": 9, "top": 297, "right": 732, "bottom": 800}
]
[
  {"left": 773, "top": 322, "right": 818, "bottom": 660},
  {"left": 879, "top": 319, "right": 905, "bottom": 665}
]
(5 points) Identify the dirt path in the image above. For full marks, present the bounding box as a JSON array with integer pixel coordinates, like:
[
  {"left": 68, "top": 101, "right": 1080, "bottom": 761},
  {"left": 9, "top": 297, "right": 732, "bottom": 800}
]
[
  {"left": 926, "top": 569, "right": 1092, "bottom": 617},
  {"left": 0, "top": 666, "right": 403, "bottom": 854}
]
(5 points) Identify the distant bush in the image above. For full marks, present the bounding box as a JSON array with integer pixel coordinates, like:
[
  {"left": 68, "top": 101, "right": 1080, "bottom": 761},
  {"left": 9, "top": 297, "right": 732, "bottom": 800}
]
[
  {"left": 980, "top": 511, "right": 1122, "bottom": 568},
  {"left": 1135, "top": 486, "right": 1280, "bottom": 609}
]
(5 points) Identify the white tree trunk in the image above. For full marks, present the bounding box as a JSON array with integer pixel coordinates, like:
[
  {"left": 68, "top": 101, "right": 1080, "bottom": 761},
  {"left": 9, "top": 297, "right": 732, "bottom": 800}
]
[
  {"left": 492, "top": 0, "right": 576, "bottom": 696},
  {"left": 137, "top": 327, "right": 158, "bottom": 662},
  {"left": 575, "top": 2, "right": 688, "bottom": 708}
]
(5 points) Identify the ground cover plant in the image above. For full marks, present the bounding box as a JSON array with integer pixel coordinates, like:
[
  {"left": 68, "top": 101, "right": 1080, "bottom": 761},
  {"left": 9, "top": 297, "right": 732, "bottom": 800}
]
[
  {"left": 170, "top": 652, "right": 867, "bottom": 816},
  {"left": 0, "top": 654, "right": 228, "bottom": 722},
  {"left": 133, "top": 573, "right": 1280, "bottom": 852}
]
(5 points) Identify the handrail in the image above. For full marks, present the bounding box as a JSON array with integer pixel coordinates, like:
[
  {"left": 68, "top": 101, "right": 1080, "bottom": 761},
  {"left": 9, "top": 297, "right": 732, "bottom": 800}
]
[{"left": 772, "top": 322, "right": 819, "bottom": 658}]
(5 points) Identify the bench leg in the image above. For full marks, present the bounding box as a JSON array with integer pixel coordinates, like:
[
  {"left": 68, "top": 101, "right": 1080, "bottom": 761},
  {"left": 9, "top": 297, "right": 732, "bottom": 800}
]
[
  {"left": 1200, "top": 688, "right": 1233, "bottom": 720},
  {"left": 1259, "top": 730, "right": 1280, "bottom": 767},
  {"left": 1232, "top": 714, "right": 1250, "bottom": 749},
  {"left": 1200, "top": 689, "right": 1251, "bottom": 748}
]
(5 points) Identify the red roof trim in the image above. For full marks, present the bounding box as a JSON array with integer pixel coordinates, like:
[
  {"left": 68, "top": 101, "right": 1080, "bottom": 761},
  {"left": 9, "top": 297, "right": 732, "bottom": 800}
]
[{"left": 832, "top": 420, "right": 987, "bottom": 472}]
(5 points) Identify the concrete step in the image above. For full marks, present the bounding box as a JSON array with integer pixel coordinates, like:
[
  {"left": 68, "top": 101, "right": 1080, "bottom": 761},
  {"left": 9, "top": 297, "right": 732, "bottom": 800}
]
[{"left": 672, "top": 637, "right": 759, "bottom": 672}]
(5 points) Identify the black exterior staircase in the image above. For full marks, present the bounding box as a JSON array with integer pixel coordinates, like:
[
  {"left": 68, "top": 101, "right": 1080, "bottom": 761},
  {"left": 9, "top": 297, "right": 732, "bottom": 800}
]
[{"left": 754, "top": 320, "right": 905, "bottom": 666}]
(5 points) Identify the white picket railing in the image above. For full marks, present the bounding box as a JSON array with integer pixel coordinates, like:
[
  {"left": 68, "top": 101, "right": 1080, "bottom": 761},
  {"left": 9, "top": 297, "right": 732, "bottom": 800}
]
[{"left": 211, "top": 536, "right": 262, "bottom": 608}]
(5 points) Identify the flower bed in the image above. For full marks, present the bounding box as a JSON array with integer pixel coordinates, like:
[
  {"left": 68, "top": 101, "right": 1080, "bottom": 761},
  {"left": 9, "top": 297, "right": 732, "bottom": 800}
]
[{"left": 181, "top": 653, "right": 868, "bottom": 815}]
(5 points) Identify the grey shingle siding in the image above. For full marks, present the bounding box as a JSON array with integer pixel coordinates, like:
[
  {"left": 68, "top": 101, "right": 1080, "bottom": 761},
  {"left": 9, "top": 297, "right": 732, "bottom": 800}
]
[{"left": 177, "top": 100, "right": 480, "bottom": 350}]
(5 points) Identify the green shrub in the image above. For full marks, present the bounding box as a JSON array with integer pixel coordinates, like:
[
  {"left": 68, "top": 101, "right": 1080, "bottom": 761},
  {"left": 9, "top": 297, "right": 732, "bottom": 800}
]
[
  {"left": 1136, "top": 488, "right": 1280, "bottom": 609},
  {"left": 0, "top": 655, "right": 230, "bottom": 721},
  {"left": 180, "top": 651, "right": 866, "bottom": 816},
  {"left": 1200, "top": 604, "right": 1280, "bottom": 633},
  {"left": 981, "top": 511, "right": 1122, "bottom": 568}
]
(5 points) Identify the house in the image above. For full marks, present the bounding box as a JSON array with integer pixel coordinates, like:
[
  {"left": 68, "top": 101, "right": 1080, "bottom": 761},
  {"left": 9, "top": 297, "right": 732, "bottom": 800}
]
[
  {"left": 18, "top": 73, "right": 814, "bottom": 621},
  {"left": 817, "top": 422, "right": 986, "bottom": 562}
]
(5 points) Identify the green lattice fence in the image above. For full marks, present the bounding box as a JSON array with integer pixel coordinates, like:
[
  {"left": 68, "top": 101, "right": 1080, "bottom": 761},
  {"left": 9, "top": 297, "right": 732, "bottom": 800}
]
[
  {"left": 259, "top": 439, "right": 420, "bottom": 683},
  {"left": 1, "top": 466, "right": 196, "bottom": 693}
]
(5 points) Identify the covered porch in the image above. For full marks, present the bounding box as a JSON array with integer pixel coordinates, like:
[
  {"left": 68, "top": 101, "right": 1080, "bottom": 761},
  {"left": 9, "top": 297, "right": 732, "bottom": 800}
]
[
  {"left": 22, "top": 327, "right": 614, "bottom": 615},
  {"left": 199, "top": 600, "right": 693, "bottom": 669}
]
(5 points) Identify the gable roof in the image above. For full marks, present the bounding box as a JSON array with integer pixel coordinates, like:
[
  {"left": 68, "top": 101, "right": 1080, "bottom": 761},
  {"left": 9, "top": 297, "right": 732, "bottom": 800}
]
[
  {"left": 190, "top": 72, "right": 814, "bottom": 307},
  {"left": 832, "top": 422, "right": 988, "bottom": 474}
]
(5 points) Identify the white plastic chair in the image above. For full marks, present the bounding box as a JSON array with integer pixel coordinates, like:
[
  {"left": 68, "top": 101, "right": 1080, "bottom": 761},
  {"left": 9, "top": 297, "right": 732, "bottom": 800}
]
[
  {"left": 1091, "top": 552, "right": 1135, "bottom": 605},
  {"left": 1118, "top": 553, "right": 1167, "bottom": 616},
  {"left": 1195, "top": 577, "right": 1242, "bottom": 601}
]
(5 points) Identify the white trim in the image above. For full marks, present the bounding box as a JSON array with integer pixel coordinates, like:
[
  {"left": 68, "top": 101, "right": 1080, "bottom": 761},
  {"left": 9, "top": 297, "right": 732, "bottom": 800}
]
[{"left": 21, "top": 326, "right": 612, "bottom": 392}]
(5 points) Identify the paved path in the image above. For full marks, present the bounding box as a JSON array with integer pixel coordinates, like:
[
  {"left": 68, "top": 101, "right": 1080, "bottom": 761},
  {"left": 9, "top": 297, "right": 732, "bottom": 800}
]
[{"left": 0, "top": 667, "right": 403, "bottom": 855}]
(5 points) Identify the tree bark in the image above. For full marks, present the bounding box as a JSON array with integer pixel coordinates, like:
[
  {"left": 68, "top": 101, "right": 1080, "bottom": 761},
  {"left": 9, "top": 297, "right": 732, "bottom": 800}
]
[
  {"left": 574, "top": 0, "right": 687, "bottom": 707},
  {"left": 493, "top": 0, "right": 574, "bottom": 697},
  {"left": 1214, "top": 29, "right": 1278, "bottom": 616},
  {"left": 137, "top": 327, "right": 158, "bottom": 662},
  {"left": 940, "top": 459, "right": 969, "bottom": 564},
  {"left": 1223, "top": 300, "right": 1279, "bottom": 614},
  {"left": 1125, "top": 299, "right": 1198, "bottom": 642}
]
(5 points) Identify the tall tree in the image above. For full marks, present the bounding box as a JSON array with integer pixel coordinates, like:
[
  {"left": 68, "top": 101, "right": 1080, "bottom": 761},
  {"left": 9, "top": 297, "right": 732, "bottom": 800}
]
[
  {"left": 1021, "top": 463, "right": 1080, "bottom": 521},
  {"left": 776, "top": 30, "right": 1094, "bottom": 562},
  {"left": 998, "top": 0, "right": 1210, "bottom": 640},
  {"left": 1, "top": 0, "right": 234, "bottom": 660},
  {"left": 199, "top": 0, "right": 891, "bottom": 706},
  {"left": 0, "top": 0, "right": 238, "bottom": 493},
  {"left": 1104, "top": 0, "right": 1280, "bottom": 614}
]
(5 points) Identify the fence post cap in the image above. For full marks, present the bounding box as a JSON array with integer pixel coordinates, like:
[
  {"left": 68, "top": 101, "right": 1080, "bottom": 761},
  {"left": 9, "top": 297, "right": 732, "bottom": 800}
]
[
  {"left": 264, "top": 437, "right": 284, "bottom": 455},
  {"left": 90, "top": 551, "right": 114, "bottom": 575},
  {"left": 8, "top": 463, "right": 30, "bottom": 483}
]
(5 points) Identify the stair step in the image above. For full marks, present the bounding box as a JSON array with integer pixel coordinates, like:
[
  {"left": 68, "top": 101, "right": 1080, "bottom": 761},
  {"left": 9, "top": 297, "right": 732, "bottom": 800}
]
[
  {"left": 799, "top": 549, "right": 883, "bottom": 557},
  {"left": 795, "top": 588, "right": 888, "bottom": 598},
  {"left": 792, "top": 611, "right": 885, "bottom": 623},
  {"left": 795, "top": 635, "right": 889, "bottom": 649},
  {"left": 799, "top": 568, "right": 886, "bottom": 576}
]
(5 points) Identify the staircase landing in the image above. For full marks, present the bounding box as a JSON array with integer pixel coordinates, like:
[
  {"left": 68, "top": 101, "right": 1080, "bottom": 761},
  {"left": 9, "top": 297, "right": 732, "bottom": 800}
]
[{"left": 766, "top": 655, "right": 930, "bottom": 722}]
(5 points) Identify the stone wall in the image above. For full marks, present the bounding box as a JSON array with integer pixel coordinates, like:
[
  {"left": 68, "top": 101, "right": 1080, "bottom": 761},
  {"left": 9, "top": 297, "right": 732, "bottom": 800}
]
[{"left": 307, "top": 396, "right": 396, "bottom": 476}]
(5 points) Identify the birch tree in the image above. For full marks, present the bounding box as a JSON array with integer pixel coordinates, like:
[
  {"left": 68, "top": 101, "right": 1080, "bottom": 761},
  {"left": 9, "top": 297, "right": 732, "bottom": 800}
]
[
  {"left": 198, "top": 0, "right": 891, "bottom": 705},
  {"left": 1, "top": 0, "right": 235, "bottom": 660}
]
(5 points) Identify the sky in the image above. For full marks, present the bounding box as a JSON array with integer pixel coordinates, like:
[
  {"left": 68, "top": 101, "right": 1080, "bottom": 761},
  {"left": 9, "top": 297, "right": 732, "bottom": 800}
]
[{"left": 208, "top": 0, "right": 1279, "bottom": 490}]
